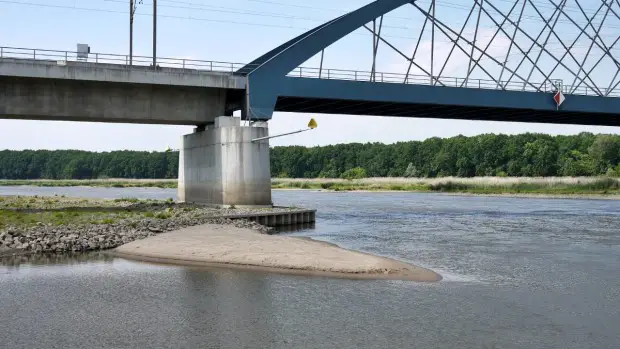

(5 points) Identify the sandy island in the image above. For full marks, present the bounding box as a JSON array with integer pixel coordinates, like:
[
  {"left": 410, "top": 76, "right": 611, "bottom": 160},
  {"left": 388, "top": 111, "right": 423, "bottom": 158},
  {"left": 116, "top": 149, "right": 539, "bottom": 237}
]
[{"left": 113, "top": 225, "right": 441, "bottom": 282}]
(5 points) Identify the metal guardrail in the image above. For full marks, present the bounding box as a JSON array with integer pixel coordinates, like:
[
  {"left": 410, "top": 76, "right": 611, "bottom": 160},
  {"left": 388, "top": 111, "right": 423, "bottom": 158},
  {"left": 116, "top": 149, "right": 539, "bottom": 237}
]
[
  {"left": 1, "top": 46, "right": 617, "bottom": 97},
  {"left": 0, "top": 46, "right": 253, "bottom": 73},
  {"left": 288, "top": 65, "right": 619, "bottom": 97}
]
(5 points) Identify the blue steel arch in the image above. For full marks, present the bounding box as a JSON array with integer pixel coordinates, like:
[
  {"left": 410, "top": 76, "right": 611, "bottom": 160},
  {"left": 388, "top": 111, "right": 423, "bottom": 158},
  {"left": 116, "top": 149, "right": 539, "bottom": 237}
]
[
  {"left": 238, "top": 0, "right": 412, "bottom": 120},
  {"left": 237, "top": 0, "right": 620, "bottom": 125}
]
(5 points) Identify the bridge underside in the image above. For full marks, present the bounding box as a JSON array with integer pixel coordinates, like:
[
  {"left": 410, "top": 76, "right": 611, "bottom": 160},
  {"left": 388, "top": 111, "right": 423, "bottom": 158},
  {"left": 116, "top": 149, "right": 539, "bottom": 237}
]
[
  {"left": 0, "top": 76, "right": 230, "bottom": 125},
  {"left": 271, "top": 77, "right": 620, "bottom": 126},
  {"left": 275, "top": 97, "right": 620, "bottom": 126}
]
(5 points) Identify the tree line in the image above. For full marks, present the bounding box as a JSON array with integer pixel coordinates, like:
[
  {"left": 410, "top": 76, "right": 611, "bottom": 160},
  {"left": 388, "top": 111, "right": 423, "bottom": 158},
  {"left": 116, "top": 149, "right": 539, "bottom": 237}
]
[
  {"left": 1, "top": 133, "right": 619, "bottom": 180},
  {"left": 0, "top": 150, "right": 178, "bottom": 180},
  {"left": 271, "top": 132, "right": 620, "bottom": 178}
]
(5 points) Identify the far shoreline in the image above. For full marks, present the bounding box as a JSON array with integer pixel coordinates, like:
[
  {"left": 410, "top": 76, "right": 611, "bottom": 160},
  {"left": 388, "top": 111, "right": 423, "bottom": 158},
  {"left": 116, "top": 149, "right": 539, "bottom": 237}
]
[
  {"left": 272, "top": 188, "right": 620, "bottom": 200},
  {"left": 2, "top": 177, "right": 620, "bottom": 200}
]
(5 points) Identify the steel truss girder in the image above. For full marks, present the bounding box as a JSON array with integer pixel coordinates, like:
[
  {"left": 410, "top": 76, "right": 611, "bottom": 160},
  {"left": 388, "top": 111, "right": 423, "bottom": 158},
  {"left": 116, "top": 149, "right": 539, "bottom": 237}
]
[{"left": 238, "top": 0, "right": 620, "bottom": 120}]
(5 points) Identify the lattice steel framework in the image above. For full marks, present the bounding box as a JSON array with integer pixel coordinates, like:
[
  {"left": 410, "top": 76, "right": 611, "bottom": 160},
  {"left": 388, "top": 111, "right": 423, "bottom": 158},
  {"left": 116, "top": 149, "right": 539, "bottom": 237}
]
[{"left": 239, "top": 0, "right": 620, "bottom": 120}]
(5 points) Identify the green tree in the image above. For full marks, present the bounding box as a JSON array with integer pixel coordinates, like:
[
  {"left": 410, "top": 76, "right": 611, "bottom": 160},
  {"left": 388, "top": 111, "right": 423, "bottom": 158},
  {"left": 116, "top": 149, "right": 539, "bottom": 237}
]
[
  {"left": 589, "top": 135, "right": 620, "bottom": 173},
  {"left": 404, "top": 163, "right": 421, "bottom": 177},
  {"left": 521, "top": 138, "right": 559, "bottom": 176},
  {"left": 559, "top": 150, "right": 596, "bottom": 176}
]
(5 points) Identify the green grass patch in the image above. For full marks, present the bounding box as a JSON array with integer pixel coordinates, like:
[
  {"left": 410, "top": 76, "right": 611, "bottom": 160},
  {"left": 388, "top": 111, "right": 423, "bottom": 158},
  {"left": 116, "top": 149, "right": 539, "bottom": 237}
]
[
  {"left": 1, "top": 209, "right": 123, "bottom": 229},
  {"left": 270, "top": 178, "right": 620, "bottom": 195},
  {"left": 273, "top": 180, "right": 428, "bottom": 192},
  {"left": 0, "top": 207, "right": 180, "bottom": 230},
  {"left": 113, "top": 197, "right": 140, "bottom": 203},
  {"left": 154, "top": 212, "right": 172, "bottom": 219}
]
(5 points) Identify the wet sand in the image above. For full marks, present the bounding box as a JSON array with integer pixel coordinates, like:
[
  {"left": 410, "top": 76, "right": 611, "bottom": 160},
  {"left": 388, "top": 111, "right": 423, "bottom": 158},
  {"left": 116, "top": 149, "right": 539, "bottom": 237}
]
[{"left": 113, "top": 224, "right": 441, "bottom": 282}]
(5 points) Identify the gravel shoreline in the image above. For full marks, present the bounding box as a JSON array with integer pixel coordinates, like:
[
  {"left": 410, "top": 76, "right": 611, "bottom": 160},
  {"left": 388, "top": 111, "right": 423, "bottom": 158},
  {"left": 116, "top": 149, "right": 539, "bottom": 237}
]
[
  {"left": 0, "top": 196, "right": 281, "bottom": 257},
  {"left": 0, "top": 215, "right": 270, "bottom": 257}
]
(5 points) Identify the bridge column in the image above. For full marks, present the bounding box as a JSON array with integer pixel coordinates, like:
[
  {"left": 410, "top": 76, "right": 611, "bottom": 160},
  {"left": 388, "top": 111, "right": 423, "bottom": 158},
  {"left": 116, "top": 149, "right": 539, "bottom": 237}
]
[{"left": 178, "top": 117, "right": 272, "bottom": 207}]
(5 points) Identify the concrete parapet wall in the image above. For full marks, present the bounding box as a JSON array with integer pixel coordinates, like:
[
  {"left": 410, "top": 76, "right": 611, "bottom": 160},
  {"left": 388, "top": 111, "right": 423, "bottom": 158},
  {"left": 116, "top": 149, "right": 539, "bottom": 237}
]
[{"left": 0, "top": 58, "right": 246, "bottom": 89}]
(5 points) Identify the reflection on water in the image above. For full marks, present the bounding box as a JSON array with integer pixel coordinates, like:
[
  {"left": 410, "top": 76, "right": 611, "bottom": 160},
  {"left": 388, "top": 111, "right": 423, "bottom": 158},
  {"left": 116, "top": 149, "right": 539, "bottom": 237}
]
[
  {"left": 179, "top": 270, "right": 279, "bottom": 348},
  {"left": 1, "top": 187, "right": 620, "bottom": 348},
  {"left": 1, "top": 251, "right": 113, "bottom": 269}
]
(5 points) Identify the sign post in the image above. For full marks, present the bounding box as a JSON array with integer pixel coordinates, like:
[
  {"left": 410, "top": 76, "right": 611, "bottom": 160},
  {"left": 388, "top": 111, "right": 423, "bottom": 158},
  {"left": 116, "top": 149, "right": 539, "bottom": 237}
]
[
  {"left": 252, "top": 119, "right": 318, "bottom": 142},
  {"left": 554, "top": 90, "right": 565, "bottom": 110}
]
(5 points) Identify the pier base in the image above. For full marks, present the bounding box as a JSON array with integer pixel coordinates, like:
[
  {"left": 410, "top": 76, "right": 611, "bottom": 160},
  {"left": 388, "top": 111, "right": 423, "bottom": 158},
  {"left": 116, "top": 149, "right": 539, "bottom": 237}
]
[{"left": 178, "top": 117, "right": 272, "bottom": 207}]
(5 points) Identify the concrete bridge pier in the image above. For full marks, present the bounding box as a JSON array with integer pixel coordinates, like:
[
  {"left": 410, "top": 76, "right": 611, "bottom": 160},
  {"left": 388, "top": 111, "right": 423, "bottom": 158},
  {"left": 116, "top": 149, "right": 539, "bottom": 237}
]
[{"left": 178, "top": 117, "right": 272, "bottom": 207}]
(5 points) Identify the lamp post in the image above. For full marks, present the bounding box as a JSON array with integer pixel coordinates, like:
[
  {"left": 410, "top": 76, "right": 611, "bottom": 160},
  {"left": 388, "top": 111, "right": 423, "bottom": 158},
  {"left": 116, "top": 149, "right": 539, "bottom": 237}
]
[
  {"left": 153, "top": 0, "right": 157, "bottom": 68},
  {"left": 129, "top": 0, "right": 142, "bottom": 65}
]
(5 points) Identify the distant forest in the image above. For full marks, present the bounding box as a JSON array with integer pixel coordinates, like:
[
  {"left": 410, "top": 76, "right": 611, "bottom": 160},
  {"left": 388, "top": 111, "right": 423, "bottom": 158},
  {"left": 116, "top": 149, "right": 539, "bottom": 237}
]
[{"left": 1, "top": 133, "right": 620, "bottom": 180}]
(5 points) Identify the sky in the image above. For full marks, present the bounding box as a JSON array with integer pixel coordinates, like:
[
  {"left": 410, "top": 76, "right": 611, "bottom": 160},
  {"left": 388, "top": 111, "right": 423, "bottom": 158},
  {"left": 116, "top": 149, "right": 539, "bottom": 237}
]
[{"left": 1, "top": 0, "right": 620, "bottom": 151}]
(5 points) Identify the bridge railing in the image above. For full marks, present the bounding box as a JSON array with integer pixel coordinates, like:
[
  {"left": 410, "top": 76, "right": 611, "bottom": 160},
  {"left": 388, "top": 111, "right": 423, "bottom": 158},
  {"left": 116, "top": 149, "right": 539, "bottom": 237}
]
[
  {"left": 0, "top": 46, "right": 255, "bottom": 73},
  {"left": 288, "top": 66, "right": 617, "bottom": 97},
  {"left": 1, "top": 46, "right": 616, "bottom": 97}
]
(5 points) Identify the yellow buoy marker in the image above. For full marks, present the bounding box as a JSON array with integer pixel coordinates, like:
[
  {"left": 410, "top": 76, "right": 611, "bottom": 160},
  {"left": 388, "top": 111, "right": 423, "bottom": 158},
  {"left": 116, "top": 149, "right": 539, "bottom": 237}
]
[{"left": 308, "top": 118, "right": 318, "bottom": 129}]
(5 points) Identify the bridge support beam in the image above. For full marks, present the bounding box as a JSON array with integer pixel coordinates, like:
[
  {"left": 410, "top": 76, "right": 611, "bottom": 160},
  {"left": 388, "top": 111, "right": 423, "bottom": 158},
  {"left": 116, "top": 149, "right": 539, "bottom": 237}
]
[{"left": 178, "top": 117, "right": 272, "bottom": 207}]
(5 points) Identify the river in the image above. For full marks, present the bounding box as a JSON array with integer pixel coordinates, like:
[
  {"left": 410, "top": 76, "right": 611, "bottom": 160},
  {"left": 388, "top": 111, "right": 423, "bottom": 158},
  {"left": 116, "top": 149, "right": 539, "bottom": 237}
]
[{"left": 1, "top": 187, "right": 619, "bottom": 348}]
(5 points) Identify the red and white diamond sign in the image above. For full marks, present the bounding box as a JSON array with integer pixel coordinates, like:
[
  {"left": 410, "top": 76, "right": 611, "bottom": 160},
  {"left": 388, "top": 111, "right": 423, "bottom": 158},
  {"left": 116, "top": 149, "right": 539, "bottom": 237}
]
[{"left": 554, "top": 90, "right": 566, "bottom": 109}]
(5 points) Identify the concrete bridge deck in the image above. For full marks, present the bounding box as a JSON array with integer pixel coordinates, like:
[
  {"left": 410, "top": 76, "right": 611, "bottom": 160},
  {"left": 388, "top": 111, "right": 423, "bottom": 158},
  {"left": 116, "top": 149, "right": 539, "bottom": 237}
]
[{"left": 4, "top": 46, "right": 620, "bottom": 127}]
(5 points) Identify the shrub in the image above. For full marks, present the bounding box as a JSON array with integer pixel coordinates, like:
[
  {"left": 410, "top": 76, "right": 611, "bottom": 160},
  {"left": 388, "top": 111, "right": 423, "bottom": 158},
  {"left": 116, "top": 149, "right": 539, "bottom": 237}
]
[
  {"left": 587, "top": 177, "right": 619, "bottom": 190},
  {"left": 114, "top": 197, "right": 139, "bottom": 203},
  {"left": 429, "top": 181, "right": 470, "bottom": 192},
  {"left": 403, "top": 163, "right": 421, "bottom": 178},
  {"left": 320, "top": 182, "right": 336, "bottom": 189},
  {"left": 155, "top": 212, "right": 172, "bottom": 219},
  {"left": 341, "top": 167, "right": 367, "bottom": 180},
  {"left": 606, "top": 166, "right": 620, "bottom": 178}
]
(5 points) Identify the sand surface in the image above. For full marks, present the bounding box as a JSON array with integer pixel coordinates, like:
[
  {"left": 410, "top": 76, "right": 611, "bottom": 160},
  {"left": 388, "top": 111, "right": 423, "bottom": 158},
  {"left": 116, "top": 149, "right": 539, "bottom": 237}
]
[{"left": 114, "top": 225, "right": 441, "bottom": 282}]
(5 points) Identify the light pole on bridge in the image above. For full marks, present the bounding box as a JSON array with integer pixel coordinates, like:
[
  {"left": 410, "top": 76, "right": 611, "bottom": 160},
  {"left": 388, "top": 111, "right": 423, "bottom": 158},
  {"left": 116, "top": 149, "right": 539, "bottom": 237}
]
[
  {"left": 129, "top": 0, "right": 142, "bottom": 66},
  {"left": 153, "top": 0, "right": 157, "bottom": 69},
  {"left": 128, "top": 0, "right": 156, "bottom": 68}
]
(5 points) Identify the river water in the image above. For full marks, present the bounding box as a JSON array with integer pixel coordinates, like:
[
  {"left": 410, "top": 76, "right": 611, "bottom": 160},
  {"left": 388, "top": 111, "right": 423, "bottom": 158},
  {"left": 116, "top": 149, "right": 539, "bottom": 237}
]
[{"left": 1, "top": 187, "right": 619, "bottom": 349}]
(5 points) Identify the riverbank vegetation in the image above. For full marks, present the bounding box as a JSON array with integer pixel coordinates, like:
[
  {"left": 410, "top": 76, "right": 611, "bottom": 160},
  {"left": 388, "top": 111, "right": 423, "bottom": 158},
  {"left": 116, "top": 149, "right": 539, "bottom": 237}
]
[
  {"left": 3, "top": 177, "right": 617, "bottom": 196},
  {"left": 2, "top": 133, "right": 620, "bottom": 180},
  {"left": 0, "top": 179, "right": 176, "bottom": 188},
  {"left": 272, "top": 177, "right": 620, "bottom": 195},
  {"left": 0, "top": 196, "right": 181, "bottom": 229}
]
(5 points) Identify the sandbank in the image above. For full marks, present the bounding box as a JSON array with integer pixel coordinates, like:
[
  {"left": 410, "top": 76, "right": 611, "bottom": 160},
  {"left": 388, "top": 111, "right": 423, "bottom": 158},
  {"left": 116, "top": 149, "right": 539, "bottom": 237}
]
[{"left": 113, "top": 224, "right": 441, "bottom": 282}]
